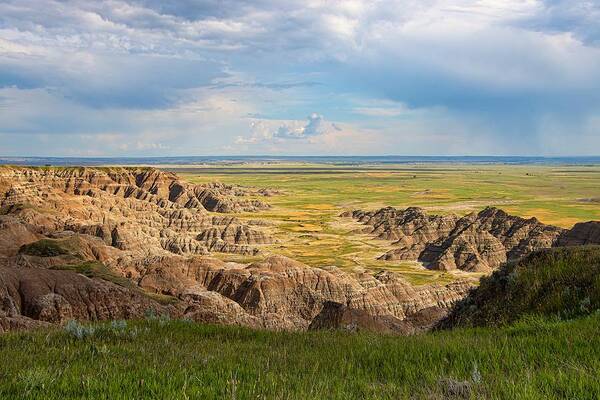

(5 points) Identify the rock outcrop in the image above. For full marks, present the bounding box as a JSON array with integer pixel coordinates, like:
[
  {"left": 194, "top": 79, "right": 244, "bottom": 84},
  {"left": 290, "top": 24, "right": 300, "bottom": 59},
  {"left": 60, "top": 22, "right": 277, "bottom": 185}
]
[
  {"left": 0, "top": 167, "right": 274, "bottom": 257},
  {"left": 0, "top": 167, "right": 473, "bottom": 334},
  {"left": 0, "top": 260, "right": 168, "bottom": 332},
  {"left": 343, "top": 206, "right": 599, "bottom": 272},
  {"left": 556, "top": 221, "right": 600, "bottom": 247},
  {"left": 1, "top": 167, "right": 271, "bottom": 213}
]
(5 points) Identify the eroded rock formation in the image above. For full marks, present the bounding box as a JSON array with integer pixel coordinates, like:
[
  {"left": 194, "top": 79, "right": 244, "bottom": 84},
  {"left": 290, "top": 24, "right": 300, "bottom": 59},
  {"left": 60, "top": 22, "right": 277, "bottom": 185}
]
[
  {"left": 556, "top": 221, "right": 600, "bottom": 247},
  {"left": 344, "top": 206, "right": 599, "bottom": 272},
  {"left": 0, "top": 260, "right": 167, "bottom": 330},
  {"left": 0, "top": 167, "right": 472, "bottom": 334},
  {"left": 0, "top": 167, "right": 274, "bottom": 257}
]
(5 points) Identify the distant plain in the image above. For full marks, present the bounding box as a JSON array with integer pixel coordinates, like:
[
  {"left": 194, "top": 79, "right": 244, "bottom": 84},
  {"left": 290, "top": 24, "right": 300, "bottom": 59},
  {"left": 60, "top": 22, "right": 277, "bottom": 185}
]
[{"left": 176, "top": 163, "right": 600, "bottom": 284}]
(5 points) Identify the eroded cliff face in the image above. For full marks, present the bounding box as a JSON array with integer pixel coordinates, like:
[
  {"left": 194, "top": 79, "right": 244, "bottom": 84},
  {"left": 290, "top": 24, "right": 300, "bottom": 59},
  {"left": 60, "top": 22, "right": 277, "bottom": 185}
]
[
  {"left": 0, "top": 167, "right": 274, "bottom": 257},
  {"left": 0, "top": 167, "right": 472, "bottom": 334},
  {"left": 0, "top": 259, "right": 168, "bottom": 331},
  {"left": 0, "top": 225, "right": 471, "bottom": 334},
  {"left": 343, "top": 206, "right": 599, "bottom": 272}
]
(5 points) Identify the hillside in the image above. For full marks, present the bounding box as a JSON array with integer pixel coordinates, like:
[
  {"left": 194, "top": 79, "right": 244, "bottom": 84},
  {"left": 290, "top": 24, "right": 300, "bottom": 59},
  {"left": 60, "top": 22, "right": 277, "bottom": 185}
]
[{"left": 440, "top": 246, "right": 600, "bottom": 328}]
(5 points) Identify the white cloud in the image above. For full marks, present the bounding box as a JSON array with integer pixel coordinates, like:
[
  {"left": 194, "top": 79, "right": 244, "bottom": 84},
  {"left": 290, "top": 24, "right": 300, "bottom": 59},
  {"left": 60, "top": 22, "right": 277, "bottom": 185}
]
[{"left": 242, "top": 113, "right": 331, "bottom": 143}]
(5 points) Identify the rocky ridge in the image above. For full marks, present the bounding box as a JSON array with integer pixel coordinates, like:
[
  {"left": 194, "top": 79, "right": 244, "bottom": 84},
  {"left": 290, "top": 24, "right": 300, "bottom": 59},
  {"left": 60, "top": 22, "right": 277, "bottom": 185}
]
[
  {"left": 0, "top": 167, "right": 274, "bottom": 257},
  {"left": 343, "top": 206, "right": 600, "bottom": 272}
]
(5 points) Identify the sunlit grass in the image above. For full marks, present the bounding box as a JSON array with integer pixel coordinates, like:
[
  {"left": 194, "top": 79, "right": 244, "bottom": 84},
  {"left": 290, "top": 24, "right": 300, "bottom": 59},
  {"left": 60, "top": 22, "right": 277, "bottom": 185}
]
[
  {"left": 1, "top": 314, "right": 599, "bottom": 399},
  {"left": 178, "top": 164, "right": 600, "bottom": 283}
]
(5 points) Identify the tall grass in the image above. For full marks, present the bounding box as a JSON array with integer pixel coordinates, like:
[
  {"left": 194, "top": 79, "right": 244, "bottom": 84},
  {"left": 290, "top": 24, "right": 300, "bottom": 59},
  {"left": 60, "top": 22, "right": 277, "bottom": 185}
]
[{"left": 0, "top": 315, "right": 599, "bottom": 399}]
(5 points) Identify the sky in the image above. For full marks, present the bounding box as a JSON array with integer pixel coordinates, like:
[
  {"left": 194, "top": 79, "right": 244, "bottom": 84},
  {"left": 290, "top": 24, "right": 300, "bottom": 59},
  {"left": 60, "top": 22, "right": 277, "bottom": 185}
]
[{"left": 0, "top": 0, "right": 599, "bottom": 157}]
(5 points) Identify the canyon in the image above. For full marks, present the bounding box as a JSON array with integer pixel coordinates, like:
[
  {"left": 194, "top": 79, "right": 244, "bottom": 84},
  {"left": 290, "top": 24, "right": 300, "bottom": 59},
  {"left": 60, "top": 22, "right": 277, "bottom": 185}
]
[{"left": 1, "top": 166, "right": 599, "bottom": 334}]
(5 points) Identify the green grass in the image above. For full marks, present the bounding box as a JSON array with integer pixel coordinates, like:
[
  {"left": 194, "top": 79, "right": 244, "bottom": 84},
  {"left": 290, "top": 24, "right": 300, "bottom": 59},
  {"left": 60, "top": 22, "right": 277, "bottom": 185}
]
[
  {"left": 0, "top": 315, "right": 599, "bottom": 399},
  {"left": 19, "top": 239, "right": 69, "bottom": 257},
  {"left": 175, "top": 163, "right": 600, "bottom": 284},
  {"left": 443, "top": 246, "right": 600, "bottom": 328}
]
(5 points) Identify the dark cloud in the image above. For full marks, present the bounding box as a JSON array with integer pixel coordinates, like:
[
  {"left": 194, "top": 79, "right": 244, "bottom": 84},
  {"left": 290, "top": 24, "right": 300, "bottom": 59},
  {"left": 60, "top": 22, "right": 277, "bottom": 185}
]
[{"left": 0, "top": 51, "right": 225, "bottom": 109}]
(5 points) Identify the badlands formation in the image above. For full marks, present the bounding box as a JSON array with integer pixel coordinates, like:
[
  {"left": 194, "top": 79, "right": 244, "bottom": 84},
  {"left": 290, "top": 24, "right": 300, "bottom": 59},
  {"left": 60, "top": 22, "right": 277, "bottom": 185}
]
[
  {"left": 343, "top": 206, "right": 600, "bottom": 272},
  {"left": 1, "top": 167, "right": 599, "bottom": 334}
]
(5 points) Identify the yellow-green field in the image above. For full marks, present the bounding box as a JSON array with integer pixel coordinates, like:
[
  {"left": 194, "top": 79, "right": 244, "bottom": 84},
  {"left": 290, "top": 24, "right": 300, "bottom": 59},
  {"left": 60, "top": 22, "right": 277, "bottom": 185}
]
[{"left": 176, "top": 163, "right": 600, "bottom": 284}]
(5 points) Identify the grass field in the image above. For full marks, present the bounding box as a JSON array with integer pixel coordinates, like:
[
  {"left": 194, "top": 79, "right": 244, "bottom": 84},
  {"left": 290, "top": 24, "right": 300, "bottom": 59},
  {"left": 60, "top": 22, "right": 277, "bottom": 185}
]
[
  {"left": 1, "top": 314, "right": 598, "bottom": 399},
  {"left": 176, "top": 163, "right": 600, "bottom": 284}
]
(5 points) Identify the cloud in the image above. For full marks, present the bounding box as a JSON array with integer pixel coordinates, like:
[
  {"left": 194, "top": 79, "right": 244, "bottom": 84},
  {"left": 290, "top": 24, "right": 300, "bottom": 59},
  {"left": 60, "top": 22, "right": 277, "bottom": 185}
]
[
  {"left": 239, "top": 113, "right": 333, "bottom": 144},
  {"left": 0, "top": 84, "right": 258, "bottom": 156},
  {"left": 517, "top": 1, "right": 600, "bottom": 45},
  {"left": 0, "top": 35, "right": 225, "bottom": 109},
  {"left": 235, "top": 115, "right": 384, "bottom": 155},
  {"left": 0, "top": 0, "right": 599, "bottom": 155},
  {"left": 274, "top": 113, "right": 326, "bottom": 139},
  {"left": 352, "top": 100, "right": 413, "bottom": 117}
]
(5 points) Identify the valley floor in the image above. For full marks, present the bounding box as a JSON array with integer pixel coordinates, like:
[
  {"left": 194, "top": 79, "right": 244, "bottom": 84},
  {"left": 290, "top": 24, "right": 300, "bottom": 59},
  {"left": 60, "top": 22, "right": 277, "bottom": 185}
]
[
  {"left": 179, "top": 163, "right": 600, "bottom": 284},
  {"left": 1, "top": 315, "right": 599, "bottom": 399}
]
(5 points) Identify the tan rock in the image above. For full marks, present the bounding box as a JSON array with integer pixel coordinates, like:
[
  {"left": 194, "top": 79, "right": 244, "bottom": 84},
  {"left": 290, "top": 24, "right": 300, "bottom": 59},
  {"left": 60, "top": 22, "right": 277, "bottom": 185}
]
[
  {"left": 0, "top": 167, "right": 273, "bottom": 257},
  {"left": 346, "top": 206, "right": 566, "bottom": 272}
]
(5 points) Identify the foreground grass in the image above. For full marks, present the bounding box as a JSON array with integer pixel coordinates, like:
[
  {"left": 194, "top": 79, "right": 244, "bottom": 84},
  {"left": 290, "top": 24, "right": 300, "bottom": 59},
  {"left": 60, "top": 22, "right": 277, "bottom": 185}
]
[{"left": 1, "top": 315, "right": 599, "bottom": 399}]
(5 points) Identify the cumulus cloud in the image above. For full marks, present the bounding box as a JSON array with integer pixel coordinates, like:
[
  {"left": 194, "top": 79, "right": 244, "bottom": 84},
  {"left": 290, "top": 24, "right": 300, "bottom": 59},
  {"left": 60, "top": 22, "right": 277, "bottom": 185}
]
[
  {"left": 235, "top": 114, "right": 384, "bottom": 155},
  {"left": 275, "top": 113, "right": 327, "bottom": 139},
  {"left": 238, "top": 113, "right": 335, "bottom": 145}
]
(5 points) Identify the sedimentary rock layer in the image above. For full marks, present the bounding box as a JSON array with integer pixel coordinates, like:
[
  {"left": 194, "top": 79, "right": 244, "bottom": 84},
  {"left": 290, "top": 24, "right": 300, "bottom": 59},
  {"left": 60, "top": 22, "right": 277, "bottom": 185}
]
[
  {"left": 344, "top": 206, "right": 600, "bottom": 272},
  {"left": 0, "top": 167, "right": 472, "bottom": 334},
  {"left": 0, "top": 167, "right": 274, "bottom": 257}
]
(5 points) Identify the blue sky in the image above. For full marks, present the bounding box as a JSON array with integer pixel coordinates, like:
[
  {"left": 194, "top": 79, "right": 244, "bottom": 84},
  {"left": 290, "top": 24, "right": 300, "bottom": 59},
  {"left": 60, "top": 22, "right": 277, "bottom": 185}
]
[{"left": 0, "top": 0, "right": 599, "bottom": 156}]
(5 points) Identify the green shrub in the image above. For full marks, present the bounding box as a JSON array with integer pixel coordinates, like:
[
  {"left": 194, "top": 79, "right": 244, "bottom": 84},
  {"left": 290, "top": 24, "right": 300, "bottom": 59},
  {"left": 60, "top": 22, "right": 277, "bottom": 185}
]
[{"left": 19, "top": 239, "right": 68, "bottom": 257}]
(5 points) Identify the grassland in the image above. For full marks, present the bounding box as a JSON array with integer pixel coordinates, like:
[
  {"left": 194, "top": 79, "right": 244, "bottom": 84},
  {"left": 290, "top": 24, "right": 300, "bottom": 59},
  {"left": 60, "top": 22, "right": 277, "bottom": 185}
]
[
  {"left": 0, "top": 314, "right": 598, "bottom": 399},
  {"left": 177, "top": 163, "right": 600, "bottom": 284}
]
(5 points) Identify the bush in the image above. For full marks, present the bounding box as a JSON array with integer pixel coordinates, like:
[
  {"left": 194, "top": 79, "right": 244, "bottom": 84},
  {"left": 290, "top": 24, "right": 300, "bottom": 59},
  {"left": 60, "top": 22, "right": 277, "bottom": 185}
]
[
  {"left": 64, "top": 320, "right": 95, "bottom": 340},
  {"left": 441, "top": 246, "right": 600, "bottom": 328},
  {"left": 19, "top": 239, "right": 68, "bottom": 257}
]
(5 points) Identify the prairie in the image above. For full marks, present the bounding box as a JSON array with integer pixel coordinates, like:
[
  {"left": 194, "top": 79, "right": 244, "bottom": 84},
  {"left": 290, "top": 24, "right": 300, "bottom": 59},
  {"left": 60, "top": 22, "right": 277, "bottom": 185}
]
[
  {"left": 177, "top": 163, "right": 600, "bottom": 284},
  {"left": 1, "top": 315, "right": 598, "bottom": 399}
]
